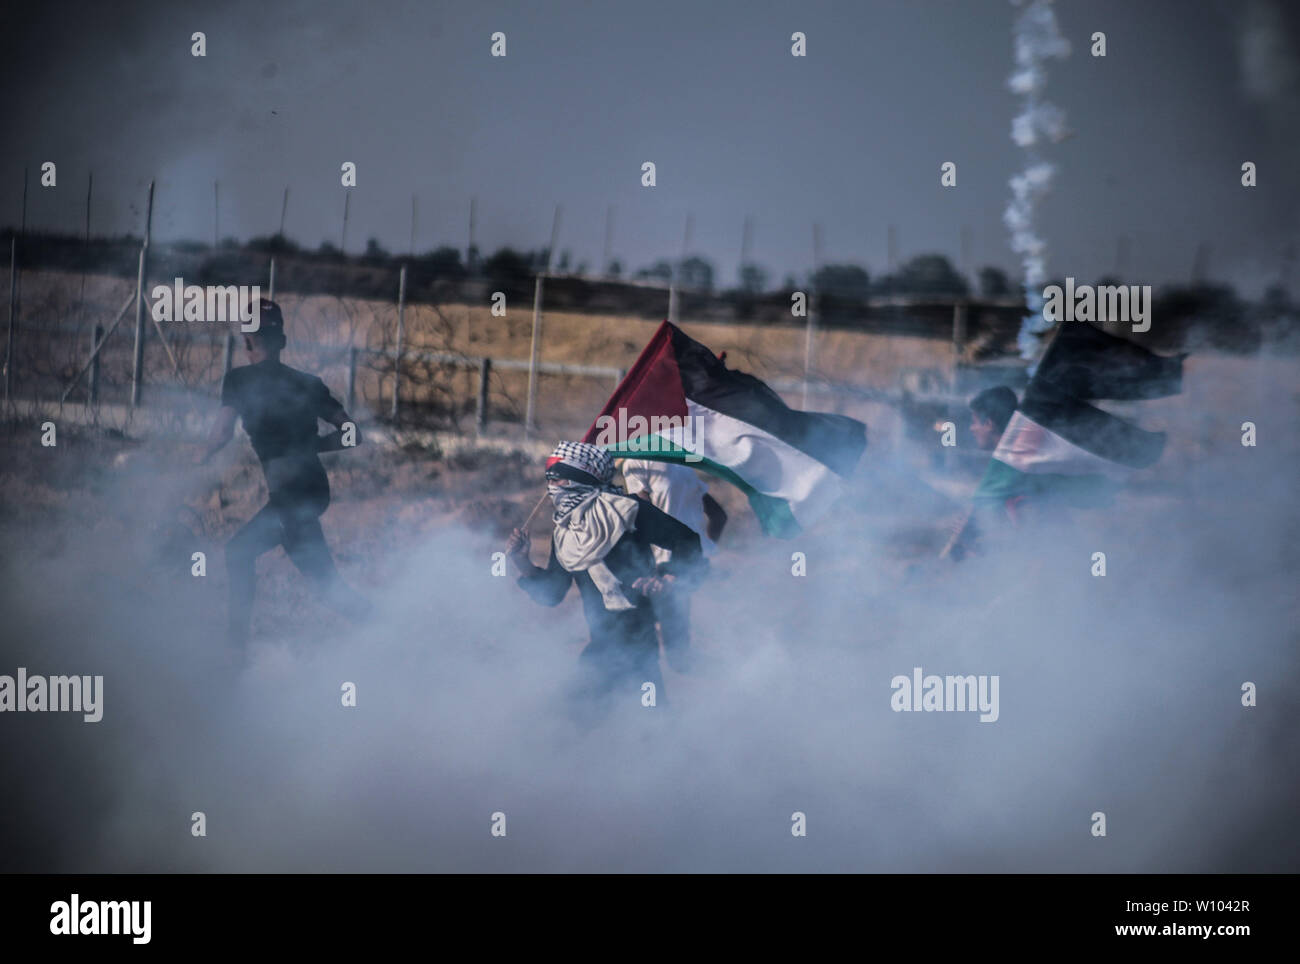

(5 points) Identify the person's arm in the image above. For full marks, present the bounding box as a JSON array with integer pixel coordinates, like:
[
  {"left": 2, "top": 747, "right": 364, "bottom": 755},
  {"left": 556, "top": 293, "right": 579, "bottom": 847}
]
[
  {"left": 195, "top": 406, "right": 237, "bottom": 465},
  {"left": 631, "top": 502, "right": 708, "bottom": 596},
  {"left": 316, "top": 404, "right": 362, "bottom": 452},
  {"left": 312, "top": 376, "right": 361, "bottom": 452},
  {"left": 702, "top": 493, "right": 727, "bottom": 543},
  {"left": 505, "top": 529, "right": 572, "bottom": 606}
]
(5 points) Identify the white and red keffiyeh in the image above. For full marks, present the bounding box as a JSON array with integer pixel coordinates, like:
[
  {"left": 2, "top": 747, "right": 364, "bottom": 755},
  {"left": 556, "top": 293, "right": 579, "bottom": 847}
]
[{"left": 545, "top": 441, "right": 639, "bottom": 610}]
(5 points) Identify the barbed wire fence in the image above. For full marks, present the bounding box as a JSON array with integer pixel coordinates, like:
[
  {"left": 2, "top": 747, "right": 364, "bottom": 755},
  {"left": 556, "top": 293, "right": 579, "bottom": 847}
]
[{"left": 2, "top": 179, "right": 1020, "bottom": 443}]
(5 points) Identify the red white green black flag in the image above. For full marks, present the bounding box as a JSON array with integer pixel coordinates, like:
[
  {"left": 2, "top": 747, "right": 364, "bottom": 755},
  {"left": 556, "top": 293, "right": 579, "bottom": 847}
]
[{"left": 582, "top": 322, "right": 867, "bottom": 537}]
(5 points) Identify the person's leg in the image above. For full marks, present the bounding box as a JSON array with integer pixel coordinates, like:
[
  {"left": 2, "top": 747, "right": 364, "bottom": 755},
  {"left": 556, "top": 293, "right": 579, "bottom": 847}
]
[
  {"left": 225, "top": 504, "right": 285, "bottom": 647},
  {"left": 582, "top": 618, "right": 665, "bottom": 703},
  {"left": 565, "top": 620, "right": 667, "bottom": 730},
  {"left": 279, "top": 501, "right": 372, "bottom": 623},
  {"left": 567, "top": 641, "right": 616, "bottom": 728}
]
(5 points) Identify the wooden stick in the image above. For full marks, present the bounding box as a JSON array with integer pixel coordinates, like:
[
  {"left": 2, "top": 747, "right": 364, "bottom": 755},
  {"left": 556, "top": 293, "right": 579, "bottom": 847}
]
[
  {"left": 507, "top": 492, "right": 551, "bottom": 566},
  {"left": 939, "top": 504, "right": 974, "bottom": 560},
  {"left": 520, "top": 491, "right": 549, "bottom": 529}
]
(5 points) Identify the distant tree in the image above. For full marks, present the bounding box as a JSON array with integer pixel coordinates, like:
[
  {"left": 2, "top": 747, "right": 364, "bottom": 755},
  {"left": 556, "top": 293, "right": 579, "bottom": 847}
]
[
  {"left": 417, "top": 246, "right": 465, "bottom": 276},
  {"left": 635, "top": 260, "right": 675, "bottom": 284},
  {"left": 894, "top": 254, "right": 969, "bottom": 297},
  {"left": 247, "top": 234, "right": 299, "bottom": 255},
  {"left": 364, "top": 238, "right": 390, "bottom": 262},
  {"left": 556, "top": 250, "right": 571, "bottom": 274},
  {"left": 813, "top": 264, "right": 870, "bottom": 300},
  {"left": 484, "top": 247, "right": 533, "bottom": 283},
  {"left": 978, "top": 266, "right": 1011, "bottom": 299},
  {"left": 679, "top": 255, "right": 714, "bottom": 292},
  {"left": 607, "top": 259, "right": 623, "bottom": 279},
  {"left": 738, "top": 263, "right": 769, "bottom": 295},
  {"left": 316, "top": 240, "right": 344, "bottom": 261}
]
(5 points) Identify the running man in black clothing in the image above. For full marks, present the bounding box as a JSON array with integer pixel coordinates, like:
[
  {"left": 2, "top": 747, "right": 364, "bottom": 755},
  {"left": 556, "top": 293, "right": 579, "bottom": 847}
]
[
  {"left": 197, "top": 299, "right": 371, "bottom": 649},
  {"left": 505, "top": 442, "right": 707, "bottom": 718}
]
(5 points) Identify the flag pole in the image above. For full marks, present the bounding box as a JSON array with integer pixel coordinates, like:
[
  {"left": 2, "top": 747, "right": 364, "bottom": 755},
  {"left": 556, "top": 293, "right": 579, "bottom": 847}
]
[
  {"left": 938, "top": 505, "right": 975, "bottom": 560},
  {"left": 520, "top": 491, "right": 549, "bottom": 529},
  {"left": 507, "top": 492, "right": 551, "bottom": 564}
]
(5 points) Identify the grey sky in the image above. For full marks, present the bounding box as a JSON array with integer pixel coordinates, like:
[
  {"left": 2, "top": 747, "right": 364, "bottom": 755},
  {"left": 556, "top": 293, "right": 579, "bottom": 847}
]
[{"left": 3, "top": 0, "right": 1297, "bottom": 293}]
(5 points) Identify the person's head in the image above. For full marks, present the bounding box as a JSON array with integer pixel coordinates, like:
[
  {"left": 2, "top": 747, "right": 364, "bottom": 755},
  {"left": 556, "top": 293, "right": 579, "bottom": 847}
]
[
  {"left": 969, "top": 386, "right": 1017, "bottom": 450},
  {"left": 545, "top": 442, "right": 615, "bottom": 504},
  {"left": 242, "top": 298, "right": 286, "bottom": 362}
]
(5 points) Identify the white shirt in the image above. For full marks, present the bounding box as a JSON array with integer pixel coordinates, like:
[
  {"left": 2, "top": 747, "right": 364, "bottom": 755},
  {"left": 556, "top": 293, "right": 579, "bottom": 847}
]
[{"left": 619, "top": 459, "right": 716, "bottom": 565}]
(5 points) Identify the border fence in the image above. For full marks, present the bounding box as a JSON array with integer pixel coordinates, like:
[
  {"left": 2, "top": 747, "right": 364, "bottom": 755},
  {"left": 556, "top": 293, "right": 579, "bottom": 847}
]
[
  {"left": 1, "top": 259, "right": 1029, "bottom": 445},
  {"left": 2, "top": 180, "right": 1035, "bottom": 445}
]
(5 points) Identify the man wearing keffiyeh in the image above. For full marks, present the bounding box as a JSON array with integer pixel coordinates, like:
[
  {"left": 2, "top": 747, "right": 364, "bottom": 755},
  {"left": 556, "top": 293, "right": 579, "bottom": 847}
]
[{"left": 506, "top": 441, "right": 708, "bottom": 718}]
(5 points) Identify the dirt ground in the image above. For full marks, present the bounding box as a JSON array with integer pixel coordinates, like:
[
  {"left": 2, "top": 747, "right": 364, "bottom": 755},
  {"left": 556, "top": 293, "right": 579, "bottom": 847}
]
[{"left": 2, "top": 341, "right": 1298, "bottom": 872}]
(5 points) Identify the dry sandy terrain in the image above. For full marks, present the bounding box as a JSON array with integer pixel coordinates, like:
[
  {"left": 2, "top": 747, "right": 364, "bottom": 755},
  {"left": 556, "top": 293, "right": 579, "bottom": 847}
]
[
  {"left": 2, "top": 273, "right": 1297, "bottom": 873},
  {"left": 16, "top": 269, "right": 956, "bottom": 437}
]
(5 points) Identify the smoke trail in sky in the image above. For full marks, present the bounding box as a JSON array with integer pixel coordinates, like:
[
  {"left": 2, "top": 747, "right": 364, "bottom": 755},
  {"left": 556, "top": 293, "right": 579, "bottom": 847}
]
[{"left": 1004, "top": 0, "right": 1071, "bottom": 360}]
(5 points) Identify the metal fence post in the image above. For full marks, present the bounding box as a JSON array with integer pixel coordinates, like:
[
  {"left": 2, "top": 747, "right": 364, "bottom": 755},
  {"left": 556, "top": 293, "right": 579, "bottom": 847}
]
[
  {"left": 391, "top": 264, "right": 406, "bottom": 422},
  {"left": 88, "top": 325, "right": 103, "bottom": 406},
  {"left": 130, "top": 246, "right": 147, "bottom": 406},
  {"left": 525, "top": 273, "right": 544, "bottom": 437},
  {"left": 346, "top": 346, "right": 358, "bottom": 412},
  {"left": 476, "top": 356, "right": 491, "bottom": 435},
  {"left": 130, "top": 180, "right": 154, "bottom": 408}
]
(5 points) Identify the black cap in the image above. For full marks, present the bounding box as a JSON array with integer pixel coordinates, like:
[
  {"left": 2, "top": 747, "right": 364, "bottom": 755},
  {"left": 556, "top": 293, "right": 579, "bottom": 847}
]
[
  {"left": 242, "top": 298, "right": 286, "bottom": 348},
  {"left": 251, "top": 297, "right": 284, "bottom": 333}
]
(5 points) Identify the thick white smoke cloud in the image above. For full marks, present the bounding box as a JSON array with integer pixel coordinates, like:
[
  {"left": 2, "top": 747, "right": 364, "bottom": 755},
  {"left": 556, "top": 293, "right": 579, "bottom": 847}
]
[
  {"left": 1004, "top": 0, "right": 1071, "bottom": 360},
  {"left": 2, "top": 351, "right": 1297, "bottom": 872}
]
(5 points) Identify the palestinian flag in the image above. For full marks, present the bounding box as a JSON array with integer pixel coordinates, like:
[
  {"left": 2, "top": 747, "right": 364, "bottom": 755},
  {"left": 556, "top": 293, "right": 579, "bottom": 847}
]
[
  {"left": 582, "top": 321, "right": 866, "bottom": 537},
  {"left": 975, "top": 323, "right": 1184, "bottom": 507},
  {"left": 1033, "top": 320, "right": 1185, "bottom": 401}
]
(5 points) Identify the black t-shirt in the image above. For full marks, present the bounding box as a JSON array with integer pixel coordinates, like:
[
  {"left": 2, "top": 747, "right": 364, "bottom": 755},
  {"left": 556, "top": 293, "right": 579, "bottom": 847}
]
[{"left": 220, "top": 360, "right": 343, "bottom": 497}]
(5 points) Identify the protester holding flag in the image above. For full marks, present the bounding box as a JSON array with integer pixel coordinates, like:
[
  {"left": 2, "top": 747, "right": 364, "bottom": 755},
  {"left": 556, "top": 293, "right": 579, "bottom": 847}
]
[
  {"left": 505, "top": 442, "right": 707, "bottom": 719},
  {"left": 945, "top": 322, "right": 1185, "bottom": 557},
  {"left": 972, "top": 323, "right": 1183, "bottom": 513},
  {"left": 618, "top": 458, "right": 727, "bottom": 671},
  {"left": 507, "top": 324, "right": 865, "bottom": 712}
]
